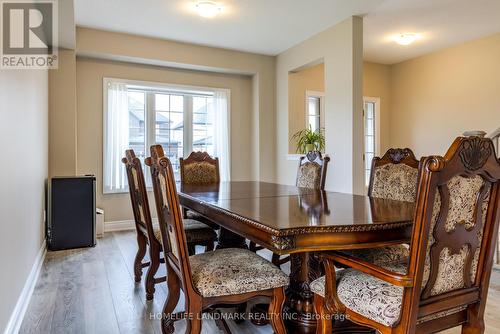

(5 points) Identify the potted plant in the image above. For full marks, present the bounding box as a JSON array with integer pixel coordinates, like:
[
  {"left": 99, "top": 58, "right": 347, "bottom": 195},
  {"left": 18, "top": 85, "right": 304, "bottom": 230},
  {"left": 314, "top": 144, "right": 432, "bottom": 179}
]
[{"left": 291, "top": 126, "right": 325, "bottom": 154}]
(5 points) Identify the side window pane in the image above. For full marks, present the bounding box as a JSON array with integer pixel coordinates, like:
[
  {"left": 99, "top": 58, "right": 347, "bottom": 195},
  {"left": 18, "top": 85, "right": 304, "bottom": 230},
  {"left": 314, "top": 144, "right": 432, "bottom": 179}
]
[
  {"left": 192, "top": 96, "right": 215, "bottom": 156},
  {"left": 307, "top": 96, "right": 321, "bottom": 132},
  {"left": 364, "top": 101, "right": 376, "bottom": 187},
  {"left": 128, "top": 91, "right": 146, "bottom": 159},
  {"left": 155, "top": 93, "right": 184, "bottom": 178}
]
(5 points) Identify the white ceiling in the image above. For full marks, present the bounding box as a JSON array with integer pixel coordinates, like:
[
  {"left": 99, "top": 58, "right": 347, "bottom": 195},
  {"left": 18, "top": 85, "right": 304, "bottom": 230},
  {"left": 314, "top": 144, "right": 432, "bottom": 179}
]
[{"left": 75, "top": 0, "right": 500, "bottom": 65}]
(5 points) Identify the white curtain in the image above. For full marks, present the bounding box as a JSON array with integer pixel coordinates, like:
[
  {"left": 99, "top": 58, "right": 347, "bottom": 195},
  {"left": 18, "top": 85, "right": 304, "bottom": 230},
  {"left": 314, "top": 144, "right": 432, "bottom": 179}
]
[
  {"left": 104, "top": 82, "right": 129, "bottom": 192},
  {"left": 210, "top": 90, "right": 230, "bottom": 181}
]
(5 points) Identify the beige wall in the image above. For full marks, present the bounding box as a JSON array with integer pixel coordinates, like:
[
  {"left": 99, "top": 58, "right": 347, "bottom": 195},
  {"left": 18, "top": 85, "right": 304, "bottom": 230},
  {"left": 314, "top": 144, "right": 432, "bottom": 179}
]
[
  {"left": 0, "top": 69, "right": 48, "bottom": 331},
  {"left": 363, "top": 61, "right": 391, "bottom": 153},
  {"left": 390, "top": 33, "right": 500, "bottom": 157},
  {"left": 276, "top": 16, "right": 365, "bottom": 194},
  {"left": 76, "top": 58, "right": 253, "bottom": 222},
  {"left": 76, "top": 27, "right": 276, "bottom": 182},
  {"left": 288, "top": 63, "right": 325, "bottom": 153},
  {"left": 286, "top": 61, "right": 391, "bottom": 155},
  {"left": 49, "top": 49, "right": 77, "bottom": 177}
]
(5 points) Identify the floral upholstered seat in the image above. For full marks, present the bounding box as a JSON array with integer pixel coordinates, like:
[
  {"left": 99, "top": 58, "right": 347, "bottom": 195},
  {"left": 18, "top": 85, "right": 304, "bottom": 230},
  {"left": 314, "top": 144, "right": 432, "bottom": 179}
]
[
  {"left": 341, "top": 245, "right": 410, "bottom": 266},
  {"left": 154, "top": 219, "right": 217, "bottom": 245},
  {"left": 311, "top": 260, "right": 407, "bottom": 326},
  {"left": 190, "top": 248, "right": 289, "bottom": 297},
  {"left": 310, "top": 260, "right": 466, "bottom": 327}
]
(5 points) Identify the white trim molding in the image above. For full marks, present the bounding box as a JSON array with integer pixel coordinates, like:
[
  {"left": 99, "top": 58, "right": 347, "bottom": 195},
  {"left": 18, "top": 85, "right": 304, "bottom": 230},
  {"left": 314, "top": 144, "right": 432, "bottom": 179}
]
[
  {"left": 4, "top": 242, "right": 46, "bottom": 334},
  {"left": 104, "top": 219, "right": 159, "bottom": 232},
  {"left": 104, "top": 220, "right": 136, "bottom": 232}
]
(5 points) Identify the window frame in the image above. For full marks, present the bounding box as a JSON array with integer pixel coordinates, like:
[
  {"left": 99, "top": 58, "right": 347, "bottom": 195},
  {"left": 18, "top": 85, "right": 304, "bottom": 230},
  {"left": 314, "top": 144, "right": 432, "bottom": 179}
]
[
  {"left": 103, "top": 77, "right": 230, "bottom": 194},
  {"left": 363, "top": 96, "right": 381, "bottom": 189},
  {"left": 305, "top": 90, "right": 325, "bottom": 132}
]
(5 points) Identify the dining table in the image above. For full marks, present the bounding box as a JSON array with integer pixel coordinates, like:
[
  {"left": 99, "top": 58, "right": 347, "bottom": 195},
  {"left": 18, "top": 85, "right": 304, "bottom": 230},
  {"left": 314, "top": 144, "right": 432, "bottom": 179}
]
[{"left": 177, "top": 181, "right": 415, "bottom": 334}]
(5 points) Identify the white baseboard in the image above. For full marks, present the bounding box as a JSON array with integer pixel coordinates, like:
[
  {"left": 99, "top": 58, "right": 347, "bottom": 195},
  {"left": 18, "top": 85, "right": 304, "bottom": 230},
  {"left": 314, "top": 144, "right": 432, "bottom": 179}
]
[
  {"left": 104, "top": 220, "right": 136, "bottom": 232},
  {"left": 104, "top": 219, "right": 159, "bottom": 232},
  {"left": 3, "top": 242, "right": 46, "bottom": 334}
]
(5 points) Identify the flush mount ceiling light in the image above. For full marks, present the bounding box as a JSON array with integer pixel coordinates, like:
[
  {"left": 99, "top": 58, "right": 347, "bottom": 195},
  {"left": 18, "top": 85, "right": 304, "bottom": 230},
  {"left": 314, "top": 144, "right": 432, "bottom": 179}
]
[
  {"left": 393, "top": 33, "right": 419, "bottom": 46},
  {"left": 195, "top": 1, "right": 222, "bottom": 18}
]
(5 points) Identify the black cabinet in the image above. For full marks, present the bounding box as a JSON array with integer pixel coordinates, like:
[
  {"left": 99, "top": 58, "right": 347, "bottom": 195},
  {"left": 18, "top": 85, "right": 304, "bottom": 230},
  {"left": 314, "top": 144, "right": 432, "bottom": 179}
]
[{"left": 47, "top": 176, "right": 96, "bottom": 251}]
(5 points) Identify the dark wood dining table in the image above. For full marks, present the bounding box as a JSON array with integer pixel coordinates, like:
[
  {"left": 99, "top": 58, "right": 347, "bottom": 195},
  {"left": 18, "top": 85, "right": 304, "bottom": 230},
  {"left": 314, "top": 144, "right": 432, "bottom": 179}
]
[{"left": 178, "top": 181, "right": 415, "bottom": 334}]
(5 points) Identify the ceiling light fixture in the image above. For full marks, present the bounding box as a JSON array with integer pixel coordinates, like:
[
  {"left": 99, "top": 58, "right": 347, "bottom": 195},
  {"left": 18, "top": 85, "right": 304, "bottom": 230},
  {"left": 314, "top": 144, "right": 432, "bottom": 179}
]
[
  {"left": 195, "top": 1, "right": 221, "bottom": 18},
  {"left": 393, "top": 33, "right": 419, "bottom": 46}
]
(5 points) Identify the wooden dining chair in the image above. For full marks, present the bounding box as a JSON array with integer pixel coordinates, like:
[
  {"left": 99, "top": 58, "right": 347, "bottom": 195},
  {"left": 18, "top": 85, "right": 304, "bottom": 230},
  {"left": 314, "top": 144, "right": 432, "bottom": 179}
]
[
  {"left": 179, "top": 151, "right": 220, "bottom": 229},
  {"left": 122, "top": 149, "right": 217, "bottom": 300},
  {"left": 146, "top": 145, "right": 289, "bottom": 334},
  {"left": 342, "top": 148, "right": 420, "bottom": 265},
  {"left": 296, "top": 150, "right": 330, "bottom": 189},
  {"left": 250, "top": 151, "right": 330, "bottom": 266},
  {"left": 312, "top": 136, "right": 500, "bottom": 334}
]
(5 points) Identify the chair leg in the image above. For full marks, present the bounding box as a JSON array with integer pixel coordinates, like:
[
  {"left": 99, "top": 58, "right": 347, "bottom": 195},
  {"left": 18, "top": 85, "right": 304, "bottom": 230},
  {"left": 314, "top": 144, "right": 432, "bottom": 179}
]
[
  {"left": 272, "top": 253, "right": 281, "bottom": 267},
  {"left": 314, "top": 294, "right": 332, "bottom": 334},
  {"left": 185, "top": 302, "right": 203, "bottom": 334},
  {"left": 161, "top": 264, "right": 181, "bottom": 334},
  {"left": 134, "top": 232, "right": 147, "bottom": 282},
  {"left": 205, "top": 240, "right": 214, "bottom": 252},
  {"left": 269, "top": 287, "right": 286, "bottom": 334},
  {"left": 249, "top": 241, "right": 258, "bottom": 252},
  {"left": 145, "top": 242, "right": 161, "bottom": 300},
  {"left": 462, "top": 304, "right": 485, "bottom": 334}
]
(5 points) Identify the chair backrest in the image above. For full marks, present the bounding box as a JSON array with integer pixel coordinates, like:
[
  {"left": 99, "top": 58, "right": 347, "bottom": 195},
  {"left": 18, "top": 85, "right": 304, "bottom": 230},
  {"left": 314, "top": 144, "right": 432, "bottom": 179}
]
[
  {"left": 402, "top": 137, "right": 500, "bottom": 328},
  {"left": 368, "top": 148, "right": 419, "bottom": 202},
  {"left": 180, "top": 151, "right": 220, "bottom": 184},
  {"left": 146, "top": 145, "right": 195, "bottom": 294},
  {"left": 296, "top": 151, "right": 330, "bottom": 189},
  {"left": 122, "top": 150, "right": 155, "bottom": 240}
]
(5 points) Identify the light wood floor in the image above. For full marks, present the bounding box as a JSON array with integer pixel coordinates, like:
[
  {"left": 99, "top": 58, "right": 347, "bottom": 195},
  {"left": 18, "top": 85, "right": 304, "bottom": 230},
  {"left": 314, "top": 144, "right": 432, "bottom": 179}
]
[{"left": 19, "top": 231, "right": 500, "bottom": 334}]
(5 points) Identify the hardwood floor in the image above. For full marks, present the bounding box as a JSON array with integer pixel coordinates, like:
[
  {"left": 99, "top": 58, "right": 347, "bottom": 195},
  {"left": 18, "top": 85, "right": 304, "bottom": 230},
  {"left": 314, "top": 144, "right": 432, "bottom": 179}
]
[{"left": 20, "top": 231, "right": 500, "bottom": 334}]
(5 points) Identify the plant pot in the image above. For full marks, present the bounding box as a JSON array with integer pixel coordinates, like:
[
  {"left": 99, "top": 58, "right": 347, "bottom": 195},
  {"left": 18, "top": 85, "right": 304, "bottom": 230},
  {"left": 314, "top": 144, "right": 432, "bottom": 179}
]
[{"left": 305, "top": 144, "right": 315, "bottom": 153}]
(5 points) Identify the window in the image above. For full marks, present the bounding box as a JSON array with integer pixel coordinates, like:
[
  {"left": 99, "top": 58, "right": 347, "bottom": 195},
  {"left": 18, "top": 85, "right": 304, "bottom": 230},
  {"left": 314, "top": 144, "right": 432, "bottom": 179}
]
[
  {"left": 363, "top": 97, "right": 380, "bottom": 187},
  {"left": 103, "top": 78, "right": 230, "bottom": 193},
  {"left": 306, "top": 91, "right": 324, "bottom": 132}
]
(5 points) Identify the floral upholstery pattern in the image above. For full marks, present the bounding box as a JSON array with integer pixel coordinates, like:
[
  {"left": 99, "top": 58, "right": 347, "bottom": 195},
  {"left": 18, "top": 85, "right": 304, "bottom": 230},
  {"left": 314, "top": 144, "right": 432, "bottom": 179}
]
[
  {"left": 348, "top": 161, "right": 418, "bottom": 266},
  {"left": 189, "top": 248, "right": 289, "bottom": 297},
  {"left": 310, "top": 260, "right": 408, "bottom": 327},
  {"left": 296, "top": 162, "right": 322, "bottom": 189},
  {"left": 154, "top": 219, "right": 217, "bottom": 244},
  {"left": 311, "top": 261, "right": 466, "bottom": 327},
  {"left": 345, "top": 162, "right": 416, "bottom": 266},
  {"left": 183, "top": 162, "right": 218, "bottom": 184},
  {"left": 371, "top": 163, "right": 419, "bottom": 202},
  {"left": 312, "top": 176, "right": 491, "bottom": 328},
  {"left": 341, "top": 245, "right": 410, "bottom": 266},
  {"left": 422, "top": 175, "right": 488, "bottom": 296}
]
